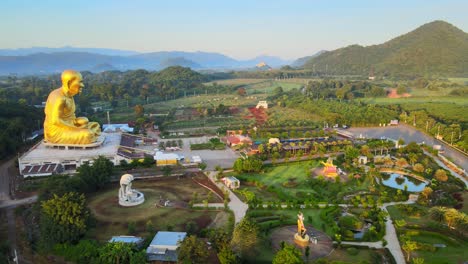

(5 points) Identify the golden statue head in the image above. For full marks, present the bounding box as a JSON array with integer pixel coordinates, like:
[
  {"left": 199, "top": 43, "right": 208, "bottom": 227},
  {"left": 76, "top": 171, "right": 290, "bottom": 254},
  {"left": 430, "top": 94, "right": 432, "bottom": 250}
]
[{"left": 61, "top": 69, "right": 84, "bottom": 97}]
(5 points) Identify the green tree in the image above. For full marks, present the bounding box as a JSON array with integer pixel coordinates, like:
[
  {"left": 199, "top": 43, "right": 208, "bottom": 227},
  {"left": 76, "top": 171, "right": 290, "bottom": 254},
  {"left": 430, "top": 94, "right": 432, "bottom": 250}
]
[
  {"left": 134, "top": 104, "right": 144, "bottom": 117},
  {"left": 402, "top": 240, "right": 418, "bottom": 262},
  {"left": 429, "top": 206, "right": 446, "bottom": 223},
  {"left": 272, "top": 243, "right": 303, "bottom": 264},
  {"left": 40, "top": 192, "right": 90, "bottom": 249},
  {"left": 230, "top": 217, "right": 259, "bottom": 259},
  {"left": 344, "top": 146, "right": 359, "bottom": 161},
  {"left": 177, "top": 235, "right": 209, "bottom": 264},
  {"left": 77, "top": 156, "right": 114, "bottom": 191},
  {"left": 98, "top": 242, "right": 146, "bottom": 264},
  {"left": 218, "top": 246, "right": 238, "bottom": 264},
  {"left": 198, "top": 162, "right": 207, "bottom": 171},
  {"left": 434, "top": 169, "right": 448, "bottom": 182},
  {"left": 413, "top": 163, "right": 425, "bottom": 173}
]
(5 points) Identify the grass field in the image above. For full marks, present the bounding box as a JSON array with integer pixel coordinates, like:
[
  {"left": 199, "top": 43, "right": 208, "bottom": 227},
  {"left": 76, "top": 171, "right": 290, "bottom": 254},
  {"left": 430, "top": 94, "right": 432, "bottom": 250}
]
[
  {"left": 359, "top": 96, "right": 468, "bottom": 105},
  {"left": 410, "top": 230, "right": 467, "bottom": 264},
  {"left": 387, "top": 205, "right": 467, "bottom": 263},
  {"left": 386, "top": 204, "right": 431, "bottom": 226},
  {"left": 234, "top": 161, "right": 321, "bottom": 202},
  {"left": 87, "top": 176, "right": 222, "bottom": 241},
  {"left": 233, "top": 160, "right": 373, "bottom": 203},
  {"left": 325, "top": 247, "right": 376, "bottom": 263}
]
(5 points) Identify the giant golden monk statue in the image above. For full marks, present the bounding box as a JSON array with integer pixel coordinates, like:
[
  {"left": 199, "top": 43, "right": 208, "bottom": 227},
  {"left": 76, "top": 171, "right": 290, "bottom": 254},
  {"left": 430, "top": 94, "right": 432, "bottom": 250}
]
[{"left": 44, "top": 70, "right": 101, "bottom": 145}]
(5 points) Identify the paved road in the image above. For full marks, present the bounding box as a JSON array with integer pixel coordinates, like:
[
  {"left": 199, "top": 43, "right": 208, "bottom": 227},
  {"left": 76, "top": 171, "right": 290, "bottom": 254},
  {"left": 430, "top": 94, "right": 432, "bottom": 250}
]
[
  {"left": 0, "top": 158, "right": 14, "bottom": 201},
  {"left": 1, "top": 195, "right": 37, "bottom": 264},
  {"left": 423, "top": 150, "right": 467, "bottom": 187},
  {"left": 205, "top": 171, "right": 248, "bottom": 224},
  {"left": 347, "top": 124, "right": 468, "bottom": 172},
  {"left": 0, "top": 195, "right": 38, "bottom": 209}
]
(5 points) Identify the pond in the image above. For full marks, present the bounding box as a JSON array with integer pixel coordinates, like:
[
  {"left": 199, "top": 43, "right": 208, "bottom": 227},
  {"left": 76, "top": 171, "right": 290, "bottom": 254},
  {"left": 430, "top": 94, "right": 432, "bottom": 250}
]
[{"left": 381, "top": 173, "right": 427, "bottom": 192}]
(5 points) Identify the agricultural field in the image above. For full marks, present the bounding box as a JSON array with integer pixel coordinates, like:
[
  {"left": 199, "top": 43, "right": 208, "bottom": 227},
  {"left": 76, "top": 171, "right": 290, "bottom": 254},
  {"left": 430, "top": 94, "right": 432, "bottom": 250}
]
[{"left": 359, "top": 96, "right": 468, "bottom": 106}]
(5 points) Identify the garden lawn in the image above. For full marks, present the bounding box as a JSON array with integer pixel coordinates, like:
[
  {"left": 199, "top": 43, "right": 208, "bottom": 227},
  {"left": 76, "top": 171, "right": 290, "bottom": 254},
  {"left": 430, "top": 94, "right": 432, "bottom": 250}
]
[
  {"left": 325, "top": 247, "right": 376, "bottom": 263},
  {"left": 86, "top": 176, "right": 221, "bottom": 241},
  {"left": 247, "top": 208, "right": 336, "bottom": 237},
  {"left": 410, "top": 230, "right": 467, "bottom": 264},
  {"left": 386, "top": 204, "right": 431, "bottom": 227},
  {"left": 234, "top": 161, "right": 320, "bottom": 202}
]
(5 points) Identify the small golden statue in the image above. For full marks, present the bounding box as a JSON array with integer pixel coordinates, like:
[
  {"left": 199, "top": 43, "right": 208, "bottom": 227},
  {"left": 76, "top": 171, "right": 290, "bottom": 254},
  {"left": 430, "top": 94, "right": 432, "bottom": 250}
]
[
  {"left": 44, "top": 70, "right": 101, "bottom": 145},
  {"left": 294, "top": 212, "right": 310, "bottom": 247},
  {"left": 321, "top": 157, "right": 338, "bottom": 177}
]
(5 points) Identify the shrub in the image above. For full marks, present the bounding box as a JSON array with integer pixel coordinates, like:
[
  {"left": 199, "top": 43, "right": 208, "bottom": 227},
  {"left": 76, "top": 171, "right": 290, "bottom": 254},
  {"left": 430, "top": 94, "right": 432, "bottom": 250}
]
[{"left": 347, "top": 247, "right": 359, "bottom": 256}]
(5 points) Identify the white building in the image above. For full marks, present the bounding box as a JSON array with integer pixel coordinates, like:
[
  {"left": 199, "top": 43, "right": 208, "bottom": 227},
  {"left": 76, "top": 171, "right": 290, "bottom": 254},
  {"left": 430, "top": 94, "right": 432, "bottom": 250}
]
[
  {"left": 256, "top": 100, "right": 268, "bottom": 109},
  {"left": 102, "top": 124, "right": 134, "bottom": 133},
  {"left": 154, "top": 151, "right": 183, "bottom": 166},
  {"left": 18, "top": 133, "right": 126, "bottom": 177},
  {"left": 146, "top": 231, "right": 187, "bottom": 262}
]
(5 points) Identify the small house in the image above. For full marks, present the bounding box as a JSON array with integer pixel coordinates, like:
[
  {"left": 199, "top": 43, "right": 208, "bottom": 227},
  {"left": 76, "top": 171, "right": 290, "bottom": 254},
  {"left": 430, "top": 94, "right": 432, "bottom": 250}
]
[
  {"left": 146, "top": 231, "right": 187, "bottom": 262},
  {"left": 222, "top": 176, "right": 240, "bottom": 189},
  {"left": 358, "top": 156, "right": 368, "bottom": 165},
  {"left": 154, "top": 151, "right": 180, "bottom": 166},
  {"left": 389, "top": 120, "right": 399, "bottom": 126}
]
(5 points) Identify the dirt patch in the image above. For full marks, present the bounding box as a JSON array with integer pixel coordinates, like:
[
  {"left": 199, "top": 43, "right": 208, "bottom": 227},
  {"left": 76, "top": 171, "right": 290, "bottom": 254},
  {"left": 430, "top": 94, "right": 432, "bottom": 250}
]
[
  {"left": 191, "top": 172, "right": 224, "bottom": 201},
  {"left": 270, "top": 225, "right": 333, "bottom": 261}
]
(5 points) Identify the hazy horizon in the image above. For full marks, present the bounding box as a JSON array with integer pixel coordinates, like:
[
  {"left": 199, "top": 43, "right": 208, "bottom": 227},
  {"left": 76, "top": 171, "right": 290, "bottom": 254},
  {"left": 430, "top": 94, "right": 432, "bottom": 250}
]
[{"left": 1, "top": 0, "right": 467, "bottom": 60}]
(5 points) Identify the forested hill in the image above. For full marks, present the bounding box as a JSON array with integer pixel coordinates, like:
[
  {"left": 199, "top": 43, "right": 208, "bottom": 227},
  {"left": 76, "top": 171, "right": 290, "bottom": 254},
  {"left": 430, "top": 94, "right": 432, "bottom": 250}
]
[{"left": 302, "top": 20, "right": 468, "bottom": 77}]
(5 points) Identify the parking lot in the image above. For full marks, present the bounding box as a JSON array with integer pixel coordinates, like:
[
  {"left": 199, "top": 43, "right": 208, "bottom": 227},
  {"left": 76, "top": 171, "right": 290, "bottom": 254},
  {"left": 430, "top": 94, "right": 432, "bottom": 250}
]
[{"left": 158, "top": 136, "right": 240, "bottom": 170}]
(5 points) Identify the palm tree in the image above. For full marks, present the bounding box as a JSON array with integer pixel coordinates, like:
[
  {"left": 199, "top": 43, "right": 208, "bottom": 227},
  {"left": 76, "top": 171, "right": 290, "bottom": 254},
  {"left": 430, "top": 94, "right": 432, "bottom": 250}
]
[
  {"left": 408, "top": 153, "right": 418, "bottom": 166},
  {"left": 429, "top": 207, "right": 446, "bottom": 223}
]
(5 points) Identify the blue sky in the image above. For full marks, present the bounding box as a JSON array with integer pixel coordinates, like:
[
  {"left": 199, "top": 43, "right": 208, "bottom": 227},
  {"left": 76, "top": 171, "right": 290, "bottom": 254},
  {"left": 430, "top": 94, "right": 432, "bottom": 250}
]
[{"left": 1, "top": 0, "right": 467, "bottom": 59}]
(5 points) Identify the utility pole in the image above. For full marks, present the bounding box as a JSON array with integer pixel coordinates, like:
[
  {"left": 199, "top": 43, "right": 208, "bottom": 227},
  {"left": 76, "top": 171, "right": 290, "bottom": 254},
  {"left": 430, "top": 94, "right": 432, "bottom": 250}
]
[
  {"left": 426, "top": 120, "right": 428, "bottom": 132},
  {"left": 451, "top": 131, "right": 454, "bottom": 145}
]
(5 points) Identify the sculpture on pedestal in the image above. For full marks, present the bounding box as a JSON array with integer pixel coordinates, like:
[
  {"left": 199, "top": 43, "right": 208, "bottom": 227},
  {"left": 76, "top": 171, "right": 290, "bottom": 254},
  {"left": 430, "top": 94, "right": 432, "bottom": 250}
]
[
  {"left": 294, "top": 212, "right": 310, "bottom": 247},
  {"left": 119, "top": 174, "right": 145, "bottom": 206},
  {"left": 44, "top": 69, "right": 101, "bottom": 145}
]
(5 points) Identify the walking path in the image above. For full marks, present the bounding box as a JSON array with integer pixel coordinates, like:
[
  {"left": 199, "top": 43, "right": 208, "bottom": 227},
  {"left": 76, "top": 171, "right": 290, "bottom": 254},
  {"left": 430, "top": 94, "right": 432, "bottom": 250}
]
[
  {"left": 1, "top": 194, "right": 37, "bottom": 264},
  {"left": 204, "top": 171, "right": 248, "bottom": 224},
  {"left": 423, "top": 150, "right": 467, "bottom": 187}
]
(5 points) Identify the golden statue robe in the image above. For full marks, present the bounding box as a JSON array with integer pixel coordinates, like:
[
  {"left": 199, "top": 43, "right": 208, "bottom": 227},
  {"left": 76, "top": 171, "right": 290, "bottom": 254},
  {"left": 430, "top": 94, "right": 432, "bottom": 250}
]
[{"left": 44, "top": 88, "right": 100, "bottom": 145}]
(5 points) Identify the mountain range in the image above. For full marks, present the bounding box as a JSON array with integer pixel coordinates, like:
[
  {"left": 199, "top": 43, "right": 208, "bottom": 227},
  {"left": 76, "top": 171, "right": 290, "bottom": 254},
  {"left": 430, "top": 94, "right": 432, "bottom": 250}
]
[
  {"left": 300, "top": 20, "right": 468, "bottom": 77},
  {"left": 0, "top": 48, "right": 292, "bottom": 75}
]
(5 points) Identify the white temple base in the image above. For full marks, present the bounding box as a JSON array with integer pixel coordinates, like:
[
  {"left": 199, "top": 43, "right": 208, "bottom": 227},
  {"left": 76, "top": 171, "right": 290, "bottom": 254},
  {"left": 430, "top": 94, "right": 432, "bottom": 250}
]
[{"left": 119, "top": 190, "right": 145, "bottom": 207}]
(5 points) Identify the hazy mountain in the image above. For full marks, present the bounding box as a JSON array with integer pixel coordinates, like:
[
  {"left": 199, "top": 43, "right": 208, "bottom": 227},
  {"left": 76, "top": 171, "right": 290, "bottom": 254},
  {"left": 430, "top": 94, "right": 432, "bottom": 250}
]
[
  {"left": 0, "top": 48, "right": 291, "bottom": 75},
  {"left": 90, "top": 63, "right": 118, "bottom": 73},
  {"left": 160, "top": 57, "right": 202, "bottom": 69},
  {"left": 292, "top": 50, "right": 327, "bottom": 67},
  {"left": 244, "top": 55, "right": 292, "bottom": 68},
  {"left": 301, "top": 20, "right": 468, "bottom": 77},
  {"left": 132, "top": 51, "right": 239, "bottom": 69},
  {"left": 0, "top": 46, "right": 140, "bottom": 56}
]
